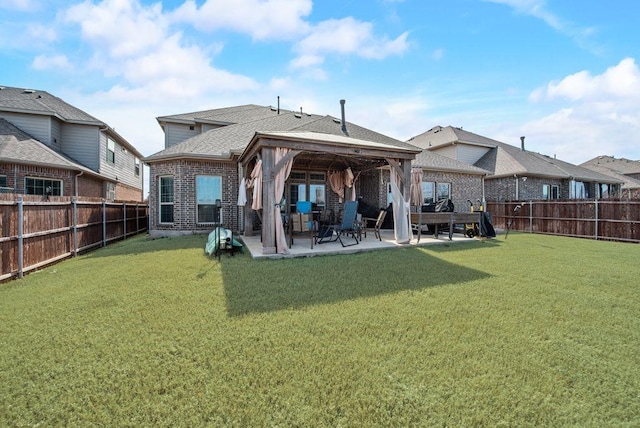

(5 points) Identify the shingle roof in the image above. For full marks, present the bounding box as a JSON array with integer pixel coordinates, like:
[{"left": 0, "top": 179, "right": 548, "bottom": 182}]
[
  {"left": 579, "top": 160, "right": 640, "bottom": 189},
  {"left": 409, "top": 125, "right": 620, "bottom": 184},
  {"left": 580, "top": 155, "right": 640, "bottom": 175},
  {"left": 0, "top": 85, "right": 102, "bottom": 124},
  {"left": 146, "top": 107, "right": 419, "bottom": 162},
  {"left": 0, "top": 118, "right": 99, "bottom": 176},
  {"left": 413, "top": 150, "right": 488, "bottom": 175},
  {"left": 156, "top": 104, "right": 279, "bottom": 125}
]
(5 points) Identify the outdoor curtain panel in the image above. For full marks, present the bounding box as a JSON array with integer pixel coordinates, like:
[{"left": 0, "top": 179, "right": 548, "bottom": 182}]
[
  {"left": 328, "top": 170, "right": 345, "bottom": 202},
  {"left": 390, "top": 165, "right": 411, "bottom": 244},
  {"left": 410, "top": 167, "right": 424, "bottom": 207},
  {"left": 274, "top": 147, "right": 294, "bottom": 254},
  {"left": 250, "top": 159, "right": 263, "bottom": 210}
]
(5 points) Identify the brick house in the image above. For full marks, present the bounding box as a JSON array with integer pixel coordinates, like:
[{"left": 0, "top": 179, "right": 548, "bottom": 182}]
[
  {"left": 408, "top": 126, "right": 621, "bottom": 201},
  {"left": 580, "top": 156, "right": 640, "bottom": 198},
  {"left": 0, "top": 86, "right": 144, "bottom": 201},
  {"left": 145, "top": 102, "right": 486, "bottom": 246}
]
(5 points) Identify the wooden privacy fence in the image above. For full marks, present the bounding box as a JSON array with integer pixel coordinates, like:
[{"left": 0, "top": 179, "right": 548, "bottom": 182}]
[
  {"left": 486, "top": 199, "right": 640, "bottom": 243},
  {"left": 1, "top": 195, "right": 148, "bottom": 281}
]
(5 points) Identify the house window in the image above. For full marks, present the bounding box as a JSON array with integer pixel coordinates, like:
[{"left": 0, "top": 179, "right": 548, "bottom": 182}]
[
  {"left": 25, "top": 177, "right": 62, "bottom": 196},
  {"left": 159, "top": 176, "right": 174, "bottom": 223},
  {"left": 134, "top": 157, "right": 140, "bottom": 176},
  {"left": 421, "top": 182, "right": 435, "bottom": 204},
  {"left": 437, "top": 183, "right": 451, "bottom": 201},
  {"left": 105, "top": 182, "right": 116, "bottom": 201},
  {"left": 196, "top": 175, "right": 222, "bottom": 223},
  {"left": 287, "top": 171, "right": 326, "bottom": 212},
  {"left": 107, "top": 138, "right": 116, "bottom": 164},
  {"left": 543, "top": 184, "right": 560, "bottom": 200}
]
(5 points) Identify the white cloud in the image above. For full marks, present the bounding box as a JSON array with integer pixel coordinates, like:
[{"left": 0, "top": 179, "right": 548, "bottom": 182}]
[
  {"left": 63, "top": 0, "right": 168, "bottom": 58},
  {"left": 171, "top": 0, "right": 312, "bottom": 41},
  {"left": 31, "top": 54, "right": 71, "bottom": 71},
  {"left": 484, "top": 0, "right": 597, "bottom": 50},
  {"left": 432, "top": 48, "right": 445, "bottom": 61},
  {"left": 505, "top": 58, "right": 640, "bottom": 163},
  {"left": 294, "top": 17, "right": 409, "bottom": 60},
  {"left": 0, "top": 0, "right": 40, "bottom": 11}
]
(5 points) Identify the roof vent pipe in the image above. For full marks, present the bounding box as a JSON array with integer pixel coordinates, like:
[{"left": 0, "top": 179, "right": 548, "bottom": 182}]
[
  {"left": 340, "top": 99, "right": 347, "bottom": 134},
  {"left": 277, "top": 96, "right": 280, "bottom": 114},
  {"left": 520, "top": 136, "right": 525, "bottom": 151}
]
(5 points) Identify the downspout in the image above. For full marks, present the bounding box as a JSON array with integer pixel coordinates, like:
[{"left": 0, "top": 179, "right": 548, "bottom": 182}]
[{"left": 75, "top": 170, "right": 83, "bottom": 198}]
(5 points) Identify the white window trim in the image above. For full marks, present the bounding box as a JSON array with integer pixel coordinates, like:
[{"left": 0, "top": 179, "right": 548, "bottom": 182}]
[
  {"left": 159, "top": 175, "right": 174, "bottom": 224},
  {"left": 196, "top": 175, "right": 222, "bottom": 224},
  {"left": 25, "top": 177, "right": 63, "bottom": 196}
]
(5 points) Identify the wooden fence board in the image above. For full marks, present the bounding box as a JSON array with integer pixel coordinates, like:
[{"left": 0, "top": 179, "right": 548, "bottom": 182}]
[
  {"left": 487, "top": 199, "right": 640, "bottom": 243},
  {"left": 0, "top": 196, "right": 148, "bottom": 281}
]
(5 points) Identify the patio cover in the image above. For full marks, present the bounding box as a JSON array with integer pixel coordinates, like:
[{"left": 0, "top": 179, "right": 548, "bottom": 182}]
[{"left": 239, "top": 131, "right": 420, "bottom": 254}]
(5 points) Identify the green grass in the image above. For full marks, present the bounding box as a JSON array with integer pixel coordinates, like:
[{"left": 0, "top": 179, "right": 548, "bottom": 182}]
[{"left": 1, "top": 233, "right": 639, "bottom": 426}]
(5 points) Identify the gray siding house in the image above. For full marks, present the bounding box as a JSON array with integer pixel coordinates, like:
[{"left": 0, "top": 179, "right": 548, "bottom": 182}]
[
  {"left": 0, "top": 85, "right": 144, "bottom": 201},
  {"left": 408, "top": 126, "right": 621, "bottom": 201}
]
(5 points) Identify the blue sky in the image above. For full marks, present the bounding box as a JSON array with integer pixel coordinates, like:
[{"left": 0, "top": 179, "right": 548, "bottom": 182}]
[{"left": 1, "top": 0, "right": 639, "bottom": 166}]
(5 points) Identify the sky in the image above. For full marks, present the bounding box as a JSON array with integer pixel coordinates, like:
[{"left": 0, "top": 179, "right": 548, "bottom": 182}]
[{"left": 1, "top": 0, "right": 639, "bottom": 169}]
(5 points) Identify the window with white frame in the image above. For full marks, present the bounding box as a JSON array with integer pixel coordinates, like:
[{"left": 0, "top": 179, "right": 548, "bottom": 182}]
[
  {"left": 288, "top": 171, "right": 326, "bottom": 212},
  {"left": 196, "top": 175, "right": 222, "bottom": 223},
  {"left": 107, "top": 137, "right": 116, "bottom": 164},
  {"left": 106, "top": 182, "right": 116, "bottom": 201},
  {"left": 436, "top": 182, "right": 451, "bottom": 201},
  {"left": 25, "top": 177, "right": 62, "bottom": 196},
  {"left": 421, "top": 181, "right": 435, "bottom": 204},
  {"left": 134, "top": 157, "right": 140, "bottom": 176},
  {"left": 159, "top": 176, "right": 174, "bottom": 223}
]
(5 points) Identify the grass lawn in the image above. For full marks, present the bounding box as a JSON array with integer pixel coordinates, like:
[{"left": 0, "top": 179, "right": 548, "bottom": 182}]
[{"left": 1, "top": 232, "right": 639, "bottom": 426}]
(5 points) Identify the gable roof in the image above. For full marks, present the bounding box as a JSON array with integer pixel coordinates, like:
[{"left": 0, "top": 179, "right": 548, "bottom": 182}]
[
  {"left": 146, "top": 106, "right": 419, "bottom": 162},
  {"left": 413, "top": 150, "right": 488, "bottom": 175},
  {"left": 580, "top": 155, "right": 640, "bottom": 175},
  {"left": 409, "top": 125, "right": 620, "bottom": 184},
  {"left": 0, "top": 85, "right": 101, "bottom": 124},
  {"left": 0, "top": 118, "right": 101, "bottom": 178}
]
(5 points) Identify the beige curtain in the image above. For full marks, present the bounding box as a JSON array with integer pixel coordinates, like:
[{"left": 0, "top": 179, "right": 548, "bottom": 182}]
[
  {"left": 344, "top": 167, "right": 356, "bottom": 201},
  {"left": 390, "top": 166, "right": 411, "bottom": 244},
  {"left": 328, "top": 170, "right": 345, "bottom": 202},
  {"left": 274, "top": 148, "right": 294, "bottom": 254},
  {"left": 250, "top": 159, "right": 262, "bottom": 210},
  {"left": 410, "top": 167, "right": 424, "bottom": 207}
]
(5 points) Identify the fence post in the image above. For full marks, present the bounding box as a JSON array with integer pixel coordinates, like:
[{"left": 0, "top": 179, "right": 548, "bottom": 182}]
[
  {"left": 594, "top": 199, "right": 598, "bottom": 240},
  {"left": 102, "top": 199, "right": 107, "bottom": 247},
  {"left": 529, "top": 200, "right": 533, "bottom": 233},
  {"left": 136, "top": 203, "right": 139, "bottom": 233},
  {"left": 73, "top": 198, "right": 78, "bottom": 256},
  {"left": 17, "top": 196, "right": 24, "bottom": 279},
  {"left": 123, "top": 202, "right": 127, "bottom": 238}
]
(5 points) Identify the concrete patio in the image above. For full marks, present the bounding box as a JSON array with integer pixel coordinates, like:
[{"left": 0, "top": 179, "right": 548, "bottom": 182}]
[{"left": 240, "top": 228, "right": 481, "bottom": 259}]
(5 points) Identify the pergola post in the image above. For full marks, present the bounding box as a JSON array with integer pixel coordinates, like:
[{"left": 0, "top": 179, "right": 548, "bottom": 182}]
[{"left": 261, "top": 147, "right": 277, "bottom": 254}]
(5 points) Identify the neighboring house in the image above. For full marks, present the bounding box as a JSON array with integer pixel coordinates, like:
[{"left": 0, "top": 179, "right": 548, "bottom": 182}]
[
  {"left": 145, "top": 102, "right": 484, "bottom": 244},
  {"left": 580, "top": 156, "right": 640, "bottom": 198},
  {"left": 412, "top": 150, "right": 487, "bottom": 212},
  {"left": 0, "top": 85, "right": 144, "bottom": 201},
  {"left": 407, "top": 126, "right": 622, "bottom": 201}
]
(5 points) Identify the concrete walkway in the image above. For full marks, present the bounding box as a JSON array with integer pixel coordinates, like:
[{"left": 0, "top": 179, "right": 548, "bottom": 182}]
[{"left": 241, "top": 229, "right": 479, "bottom": 259}]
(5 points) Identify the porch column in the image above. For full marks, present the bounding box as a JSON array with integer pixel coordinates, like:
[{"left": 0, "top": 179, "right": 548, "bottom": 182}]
[{"left": 261, "top": 147, "right": 277, "bottom": 254}]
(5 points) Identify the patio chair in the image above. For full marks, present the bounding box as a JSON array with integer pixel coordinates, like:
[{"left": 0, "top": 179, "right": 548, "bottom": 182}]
[
  {"left": 317, "top": 200, "right": 360, "bottom": 247},
  {"left": 289, "top": 200, "right": 315, "bottom": 249},
  {"left": 362, "top": 209, "right": 387, "bottom": 241}
]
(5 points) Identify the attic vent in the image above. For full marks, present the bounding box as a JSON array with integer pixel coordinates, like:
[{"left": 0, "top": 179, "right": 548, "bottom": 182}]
[
  {"left": 332, "top": 117, "right": 341, "bottom": 124},
  {"left": 23, "top": 89, "right": 36, "bottom": 94},
  {"left": 294, "top": 113, "right": 302, "bottom": 118},
  {"left": 270, "top": 107, "right": 276, "bottom": 111}
]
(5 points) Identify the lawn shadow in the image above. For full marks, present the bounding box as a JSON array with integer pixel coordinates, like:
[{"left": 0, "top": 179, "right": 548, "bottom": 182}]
[{"left": 221, "top": 248, "right": 492, "bottom": 317}]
